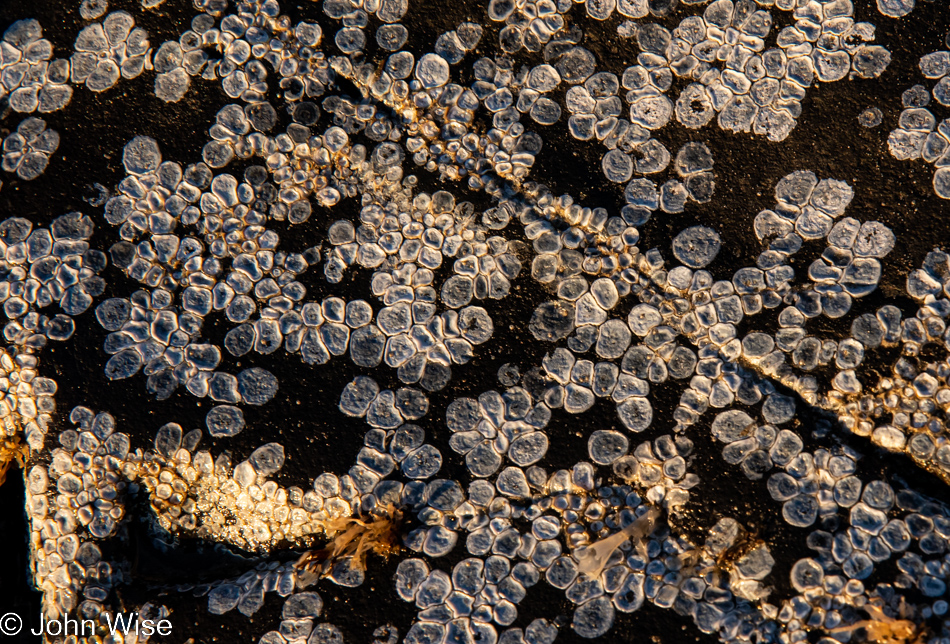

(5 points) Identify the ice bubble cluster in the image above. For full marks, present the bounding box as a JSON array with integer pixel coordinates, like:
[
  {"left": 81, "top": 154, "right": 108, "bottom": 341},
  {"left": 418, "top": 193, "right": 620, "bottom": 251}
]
[
  {"left": 0, "top": 0, "right": 947, "bottom": 643},
  {"left": 889, "top": 49, "right": 950, "bottom": 199}
]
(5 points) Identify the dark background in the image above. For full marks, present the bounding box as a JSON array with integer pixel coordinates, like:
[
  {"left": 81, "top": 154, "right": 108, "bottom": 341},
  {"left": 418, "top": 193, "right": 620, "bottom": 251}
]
[{"left": 0, "top": 0, "right": 948, "bottom": 642}]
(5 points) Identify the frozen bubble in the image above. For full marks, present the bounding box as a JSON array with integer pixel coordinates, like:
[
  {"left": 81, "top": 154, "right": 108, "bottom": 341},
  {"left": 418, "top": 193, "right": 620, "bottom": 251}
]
[
  {"left": 555, "top": 47, "right": 596, "bottom": 84},
  {"left": 155, "top": 68, "right": 190, "bottom": 103},
  {"left": 526, "top": 619, "right": 558, "bottom": 644},
  {"left": 80, "top": 0, "right": 109, "bottom": 19},
  {"left": 852, "top": 45, "right": 891, "bottom": 80},
  {"left": 530, "top": 98, "right": 561, "bottom": 125},
  {"left": 309, "top": 624, "right": 343, "bottom": 644},
  {"left": 851, "top": 313, "right": 885, "bottom": 347},
  {"left": 452, "top": 558, "right": 486, "bottom": 597},
  {"left": 790, "top": 558, "right": 823, "bottom": 592},
  {"left": 237, "top": 367, "right": 278, "bottom": 405},
  {"left": 249, "top": 442, "right": 285, "bottom": 476},
  {"left": 629, "top": 96, "right": 672, "bottom": 130},
  {"left": 459, "top": 306, "right": 493, "bottom": 344},
  {"left": 590, "top": 279, "right": 618, "bottom": 309},
  {"left": 899, "top": 108, "right": 935, "bottom": 132},
  {"left": 588, "top": 430, "right": 628, "bottom": 465},
  {"left": 880, "top": 520, "right": 911, "bottom": 551},
  {"left": 576, "top": 293, "right": 607, "bottom": 326},
  {"left": 767, "top": 472, "right": 800, "bottom": 501},
  {"left": 558, "top": 278, "right": 588, "bottom": 302},
  {"left": 569, "top": 115, "right": 596, "bottom": 140},
  {"left": 850, "top": 502, "right": 887, "bottom": 535},
  {"left": 627, "top": 305, "right": 661, "bottom": 336},
  {"left": 225, "top": 324, "right": 256, "bottom": 357},
  {"left": 572, "top": 597, "right": 614, "bottom": 638},
  {"left": 415, "top": 54, "right": 449, "bottom": 88},
  {"left": 853, "top": 222, "right": 895, "bottom": 257},
  {"left": 617, "top": 397, "right": 652, "bottom": 432},
  {"left": 920, "top": 51, "right": 950, "bottom": 78},
  {"left": 187, "top": 344, "right": 221, "bottom": 371},
  {"left": 888, "top": 128, "right": 926, "bottom": 160},
  {"left": 903, "top": 84, "right": 931, "bottom": 108},
  {"left": 154, "top": 422, "right": 182, "bottom": 458},
  {"left": 625, "top": 178, "right": 658, "bottom": 209},
  {"left": 876, "top": 0, "right": 914, "bottom": 17},
  {"left": 602, "top": 150, "right": 633, "bottom": 183},
  {"left": 405, "top": 623, "right": 444, "bottom": 644},
  {"left": 674, "top": 142, "right": 713, "bottom": 176},
  {"left": 564, "top": 384, "right": 595, "bottom": 413},
  {"left": 328, "top": 220, "right": 355, "bottom": 244},
  {"left": 467, "top": 442, "right": 502, "bottom": 477},
  {"left": 291, "top": 20, "right": 321, "bottom": 46},
  {"left": 246, "top": 102, "right": 277, "bottom": 132},
  {"left": 391, "top": 424, "right": 424, "bottom": 461},
  {"left": 842, "top": 552, "right": 874, "bottom": 580},
  {"left": 291, "top": 103, "right": 320, "bottom": 128},
  {"left": 672, "top": 226, "right": 720, "bottom": 268},
  {"left": 858, "top": 108, "right": 883, "bottom": 128},
  {"left": 585, "top": 72, "right": 619, "bottom": 98},
  {"left": 206, "top": 405, "right": 245, "bottom": 437},
  {"left": 861, "top": 480, "right": 895, "bottom": 510},
  {"left": 104, "top": 349, "right": 142, "bottom": 379},
  {"left": 497, "top": 467, "right": 530, "bottom": 497},
  {"left": 935, "top": 77, "right": 950, "bottom": 106},
  {"left": 711, "top": 410, "right": 754, "bottom": 443},
  {"left": 660, "top": 180, "right": 688, "bottom": 213},
  {"left": 208, "top": 584, "right": 241, "bottom": 614},
  {"left": 123, "top": 135, "right": 161, "bottom": 175},
  {"left": 350, "top": 325, "right": 385, "bottom": 367},
  {"left": 427, "top": 479, "right": 464, "bottom": 511},
  {"left": 742, "top": 333, "right": 774, "bottom": 358},
  {"left": 782, "top": 495, "right": 818, "bottom": 527},
  {"left": 834, "top": 476, "right": 862, "bottom": 507},
  {"left": 932, "top": 168, "right": 950, "bottom": 199},
  {"left": 719, "top": 95, "right": 757, "bottom": 134},
  {"left": 335, "top": 27, "right": 366, "bottom": 53},
  {"left": 762, "top": 394, "right": 795, "bottom": 424},
  {"left": 402, "top": 445, "right": 442, "bottom": 479},
  {"left": 530, "top": 301, "right": 575, "bottom": 341},
  {"left": 769, "top": 429, "right": 802, "bottom": 466},
  {"left": 508, "top": 432, "right": 548, "bottom": 466},
  {"left": 283, "top": 592, "right": 323, "bottom": 619},
  {"left": 595, "top": 320, "right": 631, "bottom": 359},
  {"left": 96, "top": 298, "right": 130, "bottom": 331},
  {"left": 813, "top": 49, "right": 850, "bottom": 82},
  {"left": 776, "top": 170, "right": 818, "bottom": 206},
  {"left": 545, "top": 351, "right": 578, "bottom": 390},
  {"left": 528, "top": 65, "right": 561, "bottom": 92},
  {"left": 675, "top": 83, "right": 714, "bottom": 129},
  {"left": 735, "top": 545, "right": 774, "bottom": 581},
  {"left": 498, "top": 363, "right": 521, "bottom": 387},
  {"left": 395, "top": 388, "right": 428, "bottom": 420},
  {"left": 447, "top": 398, "right": 480, "bottom": 432},
  {"left": 378, "top": 0, "right": 409, "bottom": 22},
  {"left": 395, "top": 559, "right": 429, "bottom": 601},
  {"left": 87, "top": 60, "right": 121, "bottom": 91},
  {"left": 386, "top": 51, "right": 415, "bottom": 80},
  {"left": 664, "top": 346, "right": 695, "bottom": 380},
  {"left": 546, "top": 557, "right": 579, "bottom": 589},
  {"left": 367, "top": 391, "right": 403, "bottom": 429}
]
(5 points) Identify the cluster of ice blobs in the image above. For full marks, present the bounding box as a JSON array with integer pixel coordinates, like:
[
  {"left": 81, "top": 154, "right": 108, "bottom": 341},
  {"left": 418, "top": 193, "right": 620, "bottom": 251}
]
[
  {"left": 0, "top": 213, "right": 105, "bottom": 349},
  {"left": 1, "top": 117, "right": 59, "bottom": 181},
  {"left": 889, "top": 49, "right": 950, "bottom": 200},
  {"left": 4, "top": 0, "right": 949, "bottom": 642}
]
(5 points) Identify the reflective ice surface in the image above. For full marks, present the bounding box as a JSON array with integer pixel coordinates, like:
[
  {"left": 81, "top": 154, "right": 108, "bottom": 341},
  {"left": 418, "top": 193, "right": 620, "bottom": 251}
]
[{"left": 0, "top": 0, "right": 949, "bottom": 643}]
